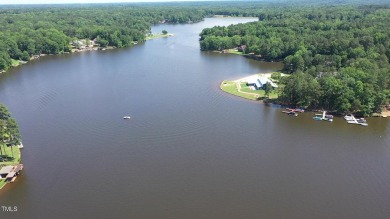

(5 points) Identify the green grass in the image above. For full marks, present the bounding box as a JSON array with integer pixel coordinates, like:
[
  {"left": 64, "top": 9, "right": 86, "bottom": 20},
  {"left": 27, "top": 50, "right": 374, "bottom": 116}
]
[
  {"left": 239, "top": 83, "right": 279, "bottom": 99},
  {"left": 226, "top": 49, "right": 245, "bottom": 55},
  {"left": 0, "top": 179, "right": 6, "bottom": 189},
  {"left": 145, "top": 33, "right": 173, "bottom": 40},
  {"left": 0, "top": 144, "right": 21, "bottom": 165},
  {"left": 221, "top": 80, "right": 258, "bottom": 100},
  {"left": 11, "top": 59, "right": 20, "bottom": 67},
  {"left": 220, "top": 80, "right": 279, "bottom": 101}
]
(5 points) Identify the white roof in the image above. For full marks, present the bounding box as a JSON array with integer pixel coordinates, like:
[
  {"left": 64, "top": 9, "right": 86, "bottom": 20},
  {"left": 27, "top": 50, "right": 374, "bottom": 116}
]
[
  {"left": 245, "top": 75, "right": 278, "bottom": 88},
  {"left": 257, "top": 77, "right": 278, "bottom": 88}
]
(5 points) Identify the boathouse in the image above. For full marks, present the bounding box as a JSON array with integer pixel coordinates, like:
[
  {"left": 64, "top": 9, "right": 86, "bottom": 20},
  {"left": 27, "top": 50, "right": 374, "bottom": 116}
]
[{"left": 0, "top": 164, "right": 23, "bottom": 182}]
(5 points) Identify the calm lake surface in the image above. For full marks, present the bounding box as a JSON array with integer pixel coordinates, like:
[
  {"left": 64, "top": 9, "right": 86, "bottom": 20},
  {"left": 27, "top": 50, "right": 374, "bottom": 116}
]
[{"left": 1, "top": 17, "right": 390, "bottom": 219}]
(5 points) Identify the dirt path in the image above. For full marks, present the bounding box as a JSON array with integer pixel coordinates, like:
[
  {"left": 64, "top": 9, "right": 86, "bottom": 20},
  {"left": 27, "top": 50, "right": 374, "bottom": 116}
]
[{"left": 235, "top": 82, "right": 259, "bottom": 98}]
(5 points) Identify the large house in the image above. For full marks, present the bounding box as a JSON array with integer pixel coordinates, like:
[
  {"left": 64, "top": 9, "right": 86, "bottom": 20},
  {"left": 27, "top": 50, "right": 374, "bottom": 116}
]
[{"left": 246, "top": 76, "right": 278, "bottom": 90}]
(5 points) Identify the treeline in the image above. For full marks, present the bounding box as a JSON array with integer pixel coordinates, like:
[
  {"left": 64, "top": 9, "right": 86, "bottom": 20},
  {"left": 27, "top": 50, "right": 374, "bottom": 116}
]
[
  {"left": 0, "top": 4, "right": 210, "bottom": 71},
  {"left": 0, "top": 104, "right": 20, "bottom": 159},
  {"left": 199, "top": 5, "right": 390, "bottom": 115},
  {"left": 2, "top": 1, "right": 388, "bottom": 72}
]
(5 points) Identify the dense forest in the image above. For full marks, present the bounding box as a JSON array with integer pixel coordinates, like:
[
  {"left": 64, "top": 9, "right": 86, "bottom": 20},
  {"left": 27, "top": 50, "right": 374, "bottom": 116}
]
[
  {"left": 0, "top": 4, "right": 214, "bottom": 71},
  {"left": 199, "top": 4, "right": 390, "bottom": 115},
  {"left": 0, "top": 1, "right": 282, "bottom": 72}
]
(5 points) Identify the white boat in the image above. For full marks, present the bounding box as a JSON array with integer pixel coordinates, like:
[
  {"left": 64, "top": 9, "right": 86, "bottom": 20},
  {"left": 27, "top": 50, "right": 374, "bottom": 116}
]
[
  {"left": 123, "top": 116, "right": 131, "bottom": 119},
  {"left": 344, "top": 114, "right": 355, "bottom": 121}
]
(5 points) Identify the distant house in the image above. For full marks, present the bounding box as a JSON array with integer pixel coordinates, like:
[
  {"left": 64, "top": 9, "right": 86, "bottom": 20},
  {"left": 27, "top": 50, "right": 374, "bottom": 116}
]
[{"left": 246, "top": 76, "right": 278, "bottom": 90}]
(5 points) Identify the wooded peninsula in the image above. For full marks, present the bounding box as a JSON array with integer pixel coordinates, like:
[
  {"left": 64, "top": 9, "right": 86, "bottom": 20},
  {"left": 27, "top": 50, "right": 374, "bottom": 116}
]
[{"left": 199, "top": 1, "right": 390, "bottom": 115}]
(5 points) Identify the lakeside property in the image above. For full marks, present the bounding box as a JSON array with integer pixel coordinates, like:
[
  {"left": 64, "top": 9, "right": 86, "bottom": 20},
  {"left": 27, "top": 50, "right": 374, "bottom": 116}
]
[
  {"left": 220, "top": 73, "right": 283, "bottom": 101},
  {"left": 145, "top": 33, "right": 175, "bottom": 40},
  {"left": 0, "top": 32, "right": 174, "bottom": 76},
  {"left": 0, "top": 143, "right": 22, "bottom": 190}
]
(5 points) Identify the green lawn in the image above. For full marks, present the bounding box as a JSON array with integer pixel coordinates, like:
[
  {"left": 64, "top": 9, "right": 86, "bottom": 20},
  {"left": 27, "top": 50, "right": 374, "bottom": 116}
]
[
  {"left": 11, "top": 59, "right": 20, "bottom": 67},
  {"left": 145, "top": 33, "right": 173, "bottom": 40},
  {"left": 226, "top": 49, "right": 245, "bottom": 55},
  {"left": 239, "top": 83, "right": 279, "bottom": 99},
  {"left": 0, "top": 180, "right": 6, "bottom": 189},
  {"left": 0, "top": 144, "right": 21, "bottom": 165},
  {"left": 220, "top": 80, "right": 279, "bottom": 101}
]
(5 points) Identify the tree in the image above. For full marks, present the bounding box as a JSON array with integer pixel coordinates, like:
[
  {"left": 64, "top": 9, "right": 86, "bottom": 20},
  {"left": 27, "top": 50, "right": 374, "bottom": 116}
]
[
  {"left": 162, "top": 30, "right": 168, "bottom": 35},
  {"left": 264, "top": 82, "right": 273, "bottom": 98}
]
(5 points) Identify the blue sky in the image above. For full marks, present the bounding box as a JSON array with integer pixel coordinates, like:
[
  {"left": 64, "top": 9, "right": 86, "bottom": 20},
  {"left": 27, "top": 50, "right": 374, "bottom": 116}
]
[{"left": 0, "top": 0, "right": 210, "bottom": 4}]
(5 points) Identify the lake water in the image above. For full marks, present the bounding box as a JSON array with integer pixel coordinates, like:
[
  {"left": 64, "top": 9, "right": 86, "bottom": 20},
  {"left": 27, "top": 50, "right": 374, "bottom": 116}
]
[{"left": 0, "top": 18, "right": 390, "bottom": 219}]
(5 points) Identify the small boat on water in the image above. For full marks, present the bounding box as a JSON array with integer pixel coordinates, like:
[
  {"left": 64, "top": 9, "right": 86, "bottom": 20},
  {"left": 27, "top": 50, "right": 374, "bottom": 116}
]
[
  {"left": 323, "top": 115, "right": 334, "bottom": 122},
  {"left": 123, "top": 116, "right": 131, "bottom": 119},
  {"left": 286, "top": 108, "right": 305, "bottom": 113},
  {"left": 313, "top": 113, "right": 322, "bottom": 120},
  {"left": 287, "top": 111, "right": 298, "bottom": 116},
  {"left": 344, "top": 114, "right": 355, "bottom": 121}
]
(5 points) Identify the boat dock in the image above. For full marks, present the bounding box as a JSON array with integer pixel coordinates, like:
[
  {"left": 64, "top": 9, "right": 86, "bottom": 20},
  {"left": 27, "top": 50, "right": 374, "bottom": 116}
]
[
  {"left": 313, "top": 111, "right": 333, "bottom": 122},
  {"left": 282, "top": 108, "right": 305, "bottom": 116},
  {"left": 344, "top": 114, "right": 368, "bottom": 126},
  {"left": 0, "top": 164, "right": 23, "bottom": 184}
]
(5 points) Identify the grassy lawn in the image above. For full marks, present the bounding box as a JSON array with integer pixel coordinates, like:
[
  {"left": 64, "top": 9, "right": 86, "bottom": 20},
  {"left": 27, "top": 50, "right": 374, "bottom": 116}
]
[
  {"left": 11, "top": 59, "right": 20, "bottom": 67},
  {"left": 0, "top": 179, "right": 6, "bottom": 190},
  {"left": 227, "top": 49, "right": 245, "bottom": 55},
  {"left": 0, "top": 144, "right": 21, "bottom": 165},
  {"left": 145, "top": 33, "right": 173, "bottom": 40},
  {"left": 220, "top": 80, "right": 279, "bottom": 101},
  {"left": 221, "top": 80, "right": 258, "bottom": 100},
  {"left": 240, "top": 83, "right": 279, "bottom": 99}
]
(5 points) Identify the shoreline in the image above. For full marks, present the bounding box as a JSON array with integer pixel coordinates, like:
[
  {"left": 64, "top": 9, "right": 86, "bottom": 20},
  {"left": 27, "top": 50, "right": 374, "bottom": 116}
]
[
  {"left": 0, "top": 33, "right": 175, "bottom": 75},
  {"left": 0, "top": 145, "right": 22, "bottom": 190},
  {"left": 220, "top": 73, "right": 390, "bottom": 118},
  {"left": 220, "top": 73, "right": 280, "bottom": 101}
]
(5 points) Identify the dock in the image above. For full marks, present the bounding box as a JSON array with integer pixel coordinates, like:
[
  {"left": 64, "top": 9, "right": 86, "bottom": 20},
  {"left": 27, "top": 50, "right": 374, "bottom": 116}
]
[
  {"left": 313, "top": 111, "right": 333, "bottom": 122},
  {"left": 344, "top": 114, "right": 368, "bottom": 126},
  {"left": 0, "top": 164, "right": 23, "bottom": 184},
  {"left": 282, "top": 108, "right": 305, "bottom": 116}
]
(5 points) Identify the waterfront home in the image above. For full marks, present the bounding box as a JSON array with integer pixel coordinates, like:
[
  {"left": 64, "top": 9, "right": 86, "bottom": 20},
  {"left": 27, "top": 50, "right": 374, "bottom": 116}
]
[{"left": 246, "top": 76, "right": 278, "bottom": 90}]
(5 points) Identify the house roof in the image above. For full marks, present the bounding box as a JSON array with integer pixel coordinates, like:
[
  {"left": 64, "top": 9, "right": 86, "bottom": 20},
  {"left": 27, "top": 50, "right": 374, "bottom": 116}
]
[
  {"left": 0, "top": 166, "right": 14, "bottom": 175},
  {"left": 257, "top": 77, "right": 278, "bottom": 88},
  {"left": 246, "top": 75, "right": 278, "bottom": 88},
  {"left": 6, "top": 172, "right": 16, "bottom": 178}
]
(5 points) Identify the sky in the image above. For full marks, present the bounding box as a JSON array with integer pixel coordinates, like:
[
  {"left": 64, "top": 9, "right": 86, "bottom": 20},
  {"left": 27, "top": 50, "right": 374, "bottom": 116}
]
[{"left": 0, "top": 0, "right": 211, "bottom": 5}]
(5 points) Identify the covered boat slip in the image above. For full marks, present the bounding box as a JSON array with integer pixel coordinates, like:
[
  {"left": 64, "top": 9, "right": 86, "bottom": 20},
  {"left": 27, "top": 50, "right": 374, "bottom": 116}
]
[{"left": 0, "top": 164, "right": 23, "bottom": 182}]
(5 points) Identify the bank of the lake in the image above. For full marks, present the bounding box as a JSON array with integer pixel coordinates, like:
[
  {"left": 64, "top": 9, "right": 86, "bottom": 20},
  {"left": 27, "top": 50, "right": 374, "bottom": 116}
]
[
  {"left": 0, "top": 32, "right": 174, "bottom": 75},
  {"left": 220, "top": 73, "right": 281, "bottom": 101},
  {"left": 0, "top": 145, "right": 22, "bottom": 190}
]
